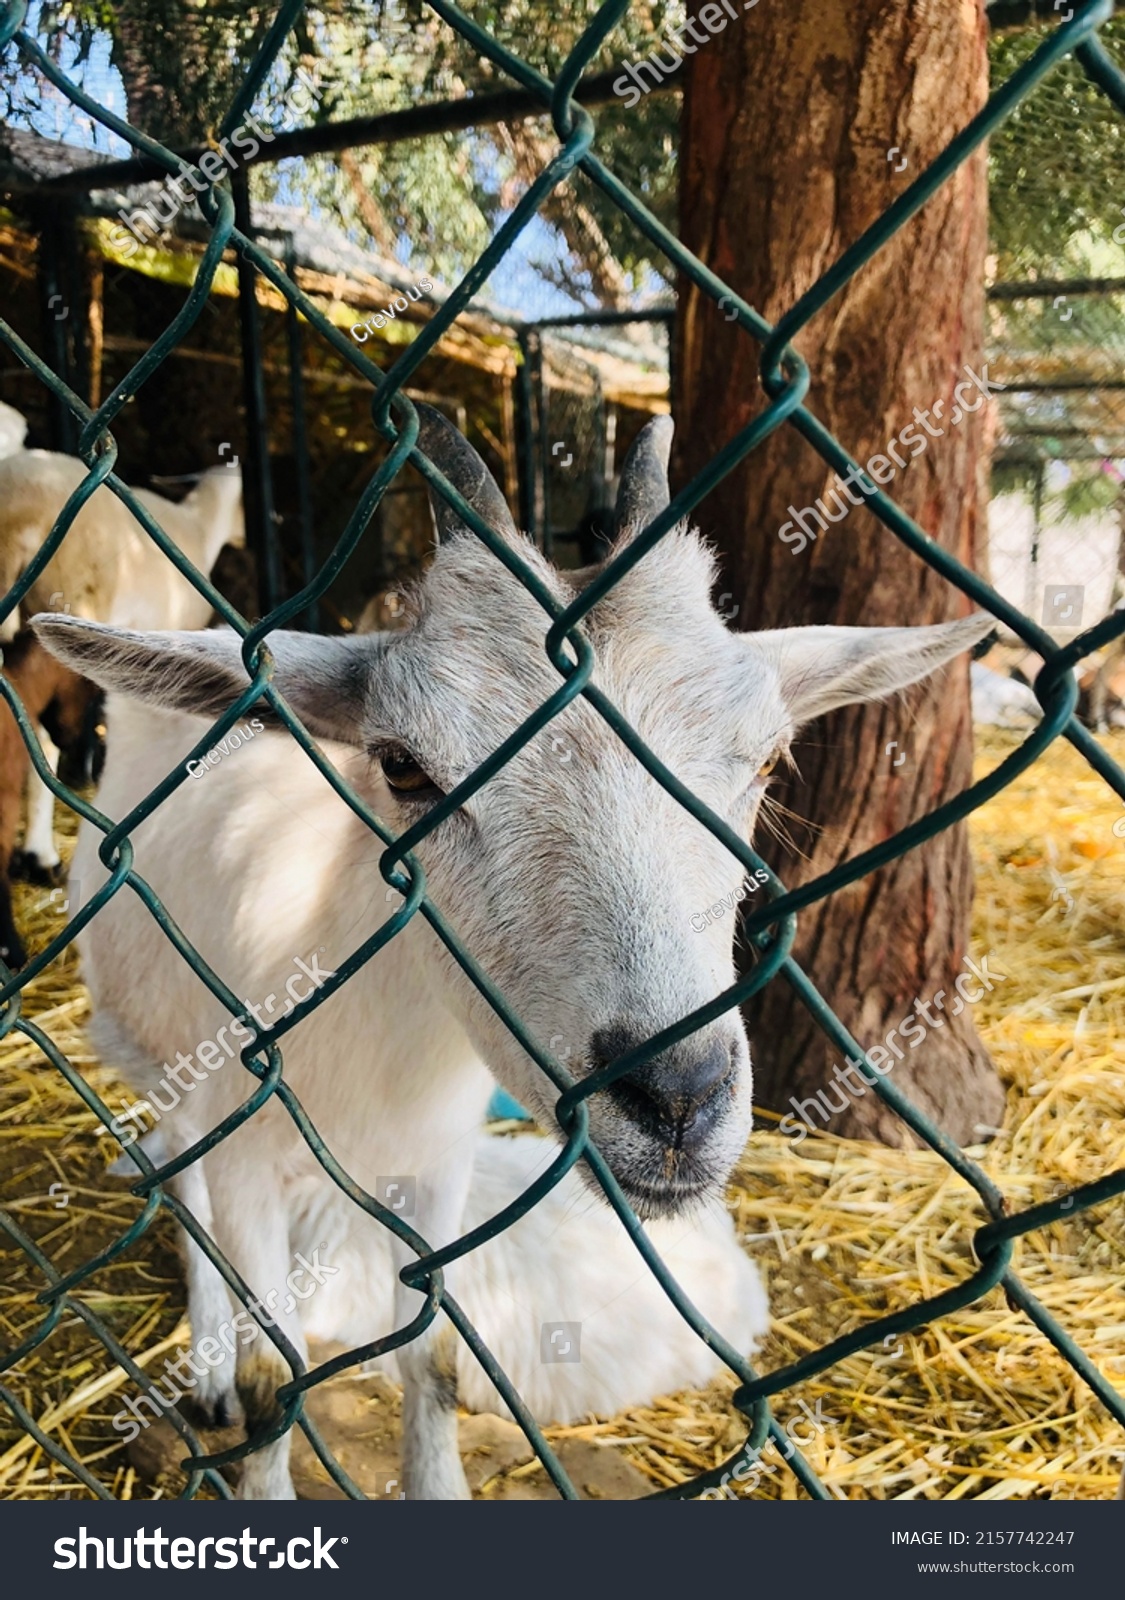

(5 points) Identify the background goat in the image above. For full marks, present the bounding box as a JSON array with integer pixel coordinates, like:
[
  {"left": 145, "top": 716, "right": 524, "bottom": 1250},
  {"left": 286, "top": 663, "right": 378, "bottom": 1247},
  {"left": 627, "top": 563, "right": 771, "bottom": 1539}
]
[
  {"left": 0, "top": 444, "right": 244, "bottom": 637},
  {"left": 115, "top": 1121, "right": 770, "bottom": 1432},
  {"left": 969, "top": 660, "right": 1043, "bottom": 729},
  {"left": 0, "top": 631, "right": 100, "bottom": 965},
  {"left": 0, "top": 422, "right": 243, "bottom": 929},
  {"left": 0, "top": 406, "right": 103, "bottom": 960},
  {"left": 0, "top": 399, "right": 27, "bottom": 458},
  {"left": 35, "top": 406, "right": 991, "bottom": 1498}
]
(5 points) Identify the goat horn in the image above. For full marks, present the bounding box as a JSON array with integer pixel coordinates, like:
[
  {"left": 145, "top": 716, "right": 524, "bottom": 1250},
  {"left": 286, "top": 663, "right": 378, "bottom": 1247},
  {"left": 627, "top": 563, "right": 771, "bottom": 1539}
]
[
  {"left": 413, "top": 403, "right": 518, "bottom": 545},
  {"left": 614, "top": 414, "right": 674, "bottom": 540}
]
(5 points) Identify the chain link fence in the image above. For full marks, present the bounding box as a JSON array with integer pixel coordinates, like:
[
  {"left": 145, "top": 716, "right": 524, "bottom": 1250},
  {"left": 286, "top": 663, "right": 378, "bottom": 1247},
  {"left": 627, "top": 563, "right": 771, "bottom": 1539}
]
[
  {"left": 988, "top": 12, "right": 1125, "bottom": 644},
  {"left": 520, "top": 314, "right": 671, "bottom": 559},
  {"left": 1, "top": 0, "right": 1124, "bottom": 1502},
  {"left": 988, "top": 284, "right": 1125, "bottom": 641}
]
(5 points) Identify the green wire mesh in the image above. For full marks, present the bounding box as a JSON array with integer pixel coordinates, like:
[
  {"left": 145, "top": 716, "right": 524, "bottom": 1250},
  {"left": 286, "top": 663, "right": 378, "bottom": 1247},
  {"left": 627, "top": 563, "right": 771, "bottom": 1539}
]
[{"left": 1, "top": 0, "right": 1124, "bottom": 1503}]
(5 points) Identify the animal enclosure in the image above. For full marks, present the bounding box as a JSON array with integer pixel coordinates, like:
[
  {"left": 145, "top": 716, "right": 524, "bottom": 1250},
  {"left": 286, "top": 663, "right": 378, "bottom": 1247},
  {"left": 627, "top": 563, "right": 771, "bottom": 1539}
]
[{"left": 1, "top": 0, "right": 1124, "bottom": 1504}]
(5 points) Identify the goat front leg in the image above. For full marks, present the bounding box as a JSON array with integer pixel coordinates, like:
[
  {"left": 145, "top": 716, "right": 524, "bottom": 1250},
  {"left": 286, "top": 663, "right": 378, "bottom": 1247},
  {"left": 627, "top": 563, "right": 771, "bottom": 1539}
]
[
  {"left": 398, "top": 1314, "right": 467, "bottom": 1501},
  {"left": 208, "top": 1159, "right": 306, "bottom": 1499},
  {"left": 113, "top": 1129, "right": 241, "bottom": 1428},
  {"left": 171, "top": 1149, "right": 242, "bottom": 1429},
  {"left": 1092, "top": 662, "right": 1111, "bottom": 735},
  {"left": 13, "top": 730, "right": 63, "bottom": 885},
  {"left": 0, "top": 707, "right": 29, "bottom": 967},
  {"left": 392, "top": 1165, "right": 475, "bottom": 1501}
]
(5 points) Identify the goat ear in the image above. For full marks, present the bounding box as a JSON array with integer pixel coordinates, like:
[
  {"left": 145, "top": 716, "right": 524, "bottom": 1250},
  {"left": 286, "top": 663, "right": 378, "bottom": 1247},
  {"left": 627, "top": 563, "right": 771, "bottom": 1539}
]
[
  {"left": 30, "top": 616, "right": 375, "bottom": 745},
  {"left": 614, "top": 415, "right": 673, "bottom": 541},
  {"left": 414, "top": 402, "right": 518, "bottom": 544},
  {"left": 747, "top": 613, "right": 995, "bottom": 726}
]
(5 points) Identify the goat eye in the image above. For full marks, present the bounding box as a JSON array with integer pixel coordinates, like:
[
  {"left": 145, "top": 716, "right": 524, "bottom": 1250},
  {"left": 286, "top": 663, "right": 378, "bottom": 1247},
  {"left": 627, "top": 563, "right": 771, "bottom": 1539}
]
[
  {"left": 379, "top": 746, "right": 439, "bottom": 797},
  {"left": 757, "top": 751, "right": 780, "bottom": 778}
]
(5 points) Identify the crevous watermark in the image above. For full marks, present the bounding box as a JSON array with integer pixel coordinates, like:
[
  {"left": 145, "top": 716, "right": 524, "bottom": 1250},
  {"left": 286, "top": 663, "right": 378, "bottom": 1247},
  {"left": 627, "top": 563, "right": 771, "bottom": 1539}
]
[
  {"left": 108, "top": 68, "right": 321, "bottom": 260},
  {"left": 110, "top": 951, "right": 335, "bottom": 1148},
  {"left": 690, "top": 868, "right": 769, "bottom": 932},
  {"left": 110, "top": 1247, "right": 339, "bottom": 1444},
  {"left": 613, "top": 0, "right": 761, "bottom": 108},
  {"left": 700, "top": 1397, "right": 836, "bottom": 1498},
  {"left": 778, "top": 363, "right": 999, "bottom": 556},
  {"left": 779, "top": 953, "right": 1007, "bottom": 1145},
  {"left": 186, "top": 716, "right": 264, "bottom": 780},
  {"left": 350, "top": 279, "right": 435, "bottom": 342}
]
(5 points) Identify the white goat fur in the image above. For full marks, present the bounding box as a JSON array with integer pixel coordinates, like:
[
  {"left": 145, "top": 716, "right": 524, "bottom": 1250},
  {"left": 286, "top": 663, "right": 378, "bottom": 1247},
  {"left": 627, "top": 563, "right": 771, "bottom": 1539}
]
[
  {"left": 0, "top": 400, "right": 28, "bottom": 460},
  {"left": 0, "top": 447, "right": 243, "bottom": 634},
  {"left": 126, "top": 1121, "right": 769, "bottom": 1422},
  {"left": 0, "top": 427, "right": 242, "bottom": 876},
  {"left": 36, "top": 410, "right": 991, "bottom": 1499},
  {"left": 969, "top": 661, "right": 1042, "bottom": 729}
]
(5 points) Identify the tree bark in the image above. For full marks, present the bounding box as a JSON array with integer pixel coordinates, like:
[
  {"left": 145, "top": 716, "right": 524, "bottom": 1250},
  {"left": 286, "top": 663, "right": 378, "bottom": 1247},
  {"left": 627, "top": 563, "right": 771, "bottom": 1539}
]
[{"left": 674, "top": 0, "right": 1005, "bottom": 1145}]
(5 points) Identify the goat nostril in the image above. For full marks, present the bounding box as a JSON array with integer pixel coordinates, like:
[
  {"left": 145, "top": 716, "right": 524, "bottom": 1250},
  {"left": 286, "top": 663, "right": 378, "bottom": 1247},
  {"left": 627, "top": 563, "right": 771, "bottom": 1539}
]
[
  {"left": 592, "top": 1027, "right": 735, "bottom": 1146},
  {"left": 671, "top": 1044, "right": 733, "bottom": 1113},
  {"left": 589, "top": 1025, "right": 637, "bottom": 1074}
]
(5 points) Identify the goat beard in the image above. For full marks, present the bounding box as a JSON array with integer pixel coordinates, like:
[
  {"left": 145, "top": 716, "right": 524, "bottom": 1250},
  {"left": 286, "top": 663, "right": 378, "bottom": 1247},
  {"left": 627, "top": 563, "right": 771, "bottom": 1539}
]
[{"left": 570, "top": 1133, "right": 727, "bottom": 1221}]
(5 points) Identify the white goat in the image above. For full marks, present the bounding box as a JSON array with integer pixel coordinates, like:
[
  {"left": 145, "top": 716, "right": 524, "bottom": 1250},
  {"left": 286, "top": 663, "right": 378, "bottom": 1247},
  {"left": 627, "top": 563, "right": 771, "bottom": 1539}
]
[
  {"left": 0, "top": 445, "right": 243, "bottom": 634},
  {"left": 35, "top": 406, "right": 991, "bottom": 1499},
  {"left": 969, "top": 661, "right": 1043, "bottom": 728},
  {"left": 119, "top": 1122, "right": 770, "bottom": 1427},
  {"left": 0, "top": 430, "right": 243, "bottom": 885},
  {"left": 0, "top": 400, "right": 28, "bottom": 459}
]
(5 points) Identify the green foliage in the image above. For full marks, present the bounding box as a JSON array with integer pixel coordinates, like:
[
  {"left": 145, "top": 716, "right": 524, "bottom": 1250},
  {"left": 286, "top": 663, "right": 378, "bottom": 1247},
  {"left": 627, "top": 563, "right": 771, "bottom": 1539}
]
[
  {"left": 1054, "top": 462, "right": 1122, "bottom": 521},
  {"left": 988, "top": 17, "right": 1125, "bottom": 278},
  {"left": 3, "top": 1, "right": 681, "bottom": 303},
  {"left": 987, "top": 20, "right": 1125, "bottom": 494},
  {"left": 13, "top": 9, "right": 1125, "bottom": 316},
  {"left": 992, "top": 457, "right": 1041, "bottom": 499}
]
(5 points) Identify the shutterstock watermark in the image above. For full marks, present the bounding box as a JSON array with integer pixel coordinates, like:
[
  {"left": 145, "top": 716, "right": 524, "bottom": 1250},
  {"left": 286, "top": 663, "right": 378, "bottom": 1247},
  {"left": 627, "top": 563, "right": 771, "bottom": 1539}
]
[
  {"left": 110, "top": 951, "right": 335, "bottom": 1148},
  {"left": 779, "top": 953, "right": 1007, "bottom": 1144},
  {"left": 778, "top": 363, "right": 999, "bottom": 555},
  {"left": 54, "top": 1527, "right": 343, "bottom": 1570},
  {"left": 108, "top": 69, "right": 321, "bottom": 260},
  {"left": 700, "top": 1398, "right": 836, "bottom": 1498},
  {"left": 541, "top": 1322, "right": 581, "bottom": 1363},
  {"left": 110, "top": 1247, "right": 339, "bottom": 1444},
  {"left": 613, "top": 0, "right": 760, "bottom": 108}
]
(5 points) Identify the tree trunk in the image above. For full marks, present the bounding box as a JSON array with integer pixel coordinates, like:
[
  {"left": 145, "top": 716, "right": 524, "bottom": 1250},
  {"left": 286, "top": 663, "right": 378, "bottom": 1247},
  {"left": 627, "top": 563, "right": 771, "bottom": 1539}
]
[{"left": 673, "top": 0, "right": 1005, "bottom": 1145}]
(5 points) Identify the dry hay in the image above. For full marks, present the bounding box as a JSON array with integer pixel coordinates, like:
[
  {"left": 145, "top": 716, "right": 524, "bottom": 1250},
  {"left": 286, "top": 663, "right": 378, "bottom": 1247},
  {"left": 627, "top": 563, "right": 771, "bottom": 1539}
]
[{"left": 1, "top": 729, "right": 1123, "bottom": 1500}]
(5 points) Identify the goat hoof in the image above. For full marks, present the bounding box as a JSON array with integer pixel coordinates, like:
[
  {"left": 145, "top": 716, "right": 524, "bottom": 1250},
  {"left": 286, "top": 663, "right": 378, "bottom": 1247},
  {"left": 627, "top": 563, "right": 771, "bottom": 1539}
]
[
  {"left": 10, "top": 850, "right": 65, "bottom": 887},
  {"left": 180, "top": 1388, "right": 244, "bottom": 1431},
  {"left": 0, "top": 935, "right": 27, "bottom": 971}
]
